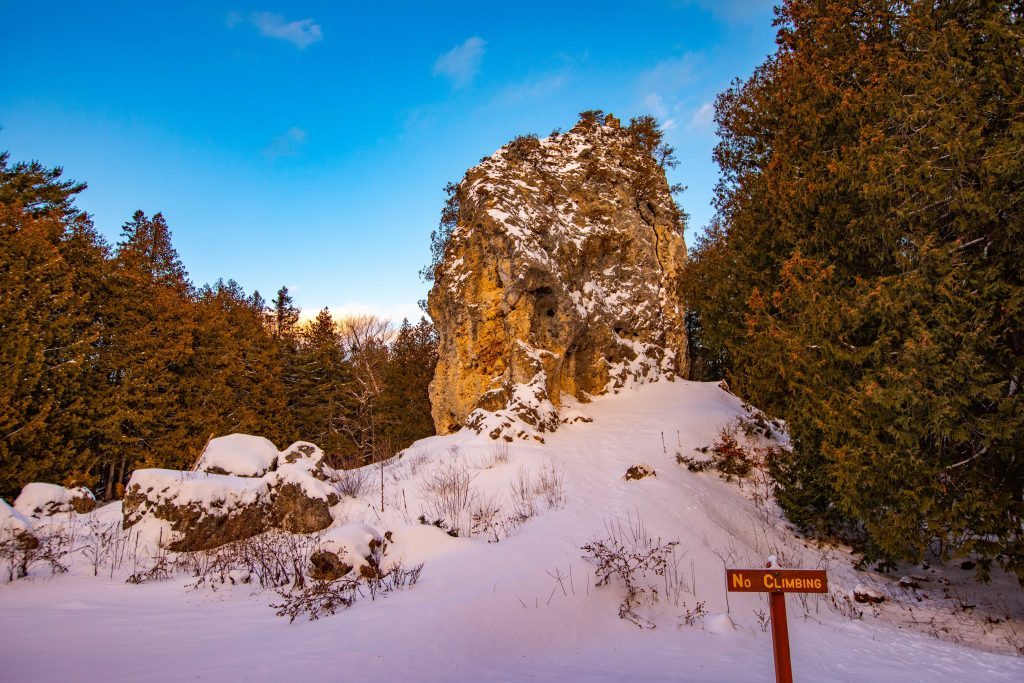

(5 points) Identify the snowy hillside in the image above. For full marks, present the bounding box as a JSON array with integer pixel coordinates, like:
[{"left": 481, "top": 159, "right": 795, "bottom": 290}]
[{"left": 1, "top": 381, "right": 1022, "bottom": 682}]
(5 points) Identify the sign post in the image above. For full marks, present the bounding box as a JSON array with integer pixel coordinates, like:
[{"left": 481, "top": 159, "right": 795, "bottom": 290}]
[{"left": 725, "top": 568, "right": 828, "bottom": 683}]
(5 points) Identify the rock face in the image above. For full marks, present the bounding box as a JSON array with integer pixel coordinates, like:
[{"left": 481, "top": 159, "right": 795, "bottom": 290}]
[{"left": 427, "top": 112, "right": 688, "bottom": 440}]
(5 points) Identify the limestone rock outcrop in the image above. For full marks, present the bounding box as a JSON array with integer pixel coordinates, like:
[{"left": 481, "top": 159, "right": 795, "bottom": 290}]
[{"left": 427, "top": 112, "right": 688, "bottom": 440}]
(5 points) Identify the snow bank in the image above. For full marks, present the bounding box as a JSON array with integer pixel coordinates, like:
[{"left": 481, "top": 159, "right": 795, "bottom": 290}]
[{"left": 195, "top": 433, "right": 279, "bottom": 477}]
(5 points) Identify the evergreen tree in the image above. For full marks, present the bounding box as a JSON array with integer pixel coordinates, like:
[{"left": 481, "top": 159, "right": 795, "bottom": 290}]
[
  {"left": 91, "top": 211, "right": 197, "bottom": 497},
  {"left": 189, "top": 279, "right": 294, "bottom": 449},
  {"left": 0, "top": 151, "right": 87, "bottom": 219},
  {"left": 0, "top": 206, "right": 92, "bottom": 497},
  {"left": 271, "top": 286, "right": 300, "bottom": 342},
  {"left": 379, "top": 317, "right": 438, "bottom": 450},
  {"left": 689, "top": 0, "right": 1024, "bottom": 576}
]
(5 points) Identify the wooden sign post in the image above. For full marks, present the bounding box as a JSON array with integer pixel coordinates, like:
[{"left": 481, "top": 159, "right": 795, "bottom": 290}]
[{"left": 726, "top": 568, "right": 828, "bottom": 683}]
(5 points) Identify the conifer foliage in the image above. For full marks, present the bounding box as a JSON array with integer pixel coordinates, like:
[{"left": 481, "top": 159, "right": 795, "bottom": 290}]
[
  {"left": 0, "top": 154, "right": 438, "bottom": 501},
  {"left": 685, "top": 1, "right": 1023, "bottom": 577}
]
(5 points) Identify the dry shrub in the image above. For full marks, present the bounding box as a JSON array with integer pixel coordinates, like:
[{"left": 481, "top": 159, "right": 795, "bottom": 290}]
[
  {"left": 420, "top": 460, "right": 475, "bottom": 536},
  {"left": 272, "top": 559, "right": 425, "bottom": 622},
  {"left": 178, "top": 530, "right": 322, "bottom": 590},
  {"left": 581, "top": 515, "right": 680, "bottom": 628},
  {"left": 333, "top": 467, "right": 370, "bottom": 499},
  {"left": 481, "top": 442, "right": 511, "bottom": 468},
  {"left": 0, "top": 525, "right": 70, "bottom": 582},
  {"left": 510, "top": 466, "right": 536, "bottom": 522},
  {"left": 534, "top": 462, "right": 566, "bottom": 509}
]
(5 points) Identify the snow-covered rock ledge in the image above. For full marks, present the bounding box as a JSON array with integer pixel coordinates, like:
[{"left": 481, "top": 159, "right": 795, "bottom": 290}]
[{"left": 123, "top": 436, "right": 341, "bottom": 551}]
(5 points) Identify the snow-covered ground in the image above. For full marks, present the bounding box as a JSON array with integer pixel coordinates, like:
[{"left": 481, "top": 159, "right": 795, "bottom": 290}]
[{"left": 1, "top": 381, "right": 1021, "bottom": 682}]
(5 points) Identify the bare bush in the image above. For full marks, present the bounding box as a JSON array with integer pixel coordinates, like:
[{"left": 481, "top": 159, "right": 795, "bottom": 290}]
[
  {"left": 272, "top": 560, "right": 424, "bottom": 622},
  {"left": 680, "top": 600, "right": 708, "bottom": 627},
  {"left": 333, "top": 467, "right": 370, "bottom": 499},
  {"left": 0, "top": 525, "right": 70, "bottom": 582},
  {"left": 581, "top": 515, "right": 680, "bottom": 628},
  {"left": 78, "top": 517, "right": 121, "bottom": 577},
  {"left": 421, "top": 460, "right": 475, "bottom": 536},
  {"left": 273, "top": 577, "right": 361, "bottom": 622},
  {"left": 510, "top": 466, "right": 536, "bottom": 521},
  {"left": 179, "top": 530, "right": 322, "bottom": 590},
  {"left": 470, "top": 494, "right": 505, "bottom": 542},
  {"left": 534, "top": 462, "right": 566, "bottom": 510},
  {"left": 481, "top": 442, "right": 511, "bottom": 468}
]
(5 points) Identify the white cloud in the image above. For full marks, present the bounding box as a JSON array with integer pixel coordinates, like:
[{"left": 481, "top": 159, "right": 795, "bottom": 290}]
[
  {"left": 686, "top": 102, "right": 715, "bottom": 132},
  {"left": 642, "top": 93, "right": 669, "bottom": 119},
  {"left": 263, "top": 127, "right": 307, "bottom": 158},
  {"left": 636, "top": 53, "right": 699, "bottom": 97},
  {"left": 230, "top": 11, "right": 323, "bottom": 49},
  {"left": 433, "top": 37, "right": 485, "bottom": 88}
]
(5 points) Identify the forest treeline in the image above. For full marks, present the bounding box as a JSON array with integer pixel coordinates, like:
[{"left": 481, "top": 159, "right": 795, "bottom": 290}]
[
  {"left": 685, "top": 1, "right": 1022, "bottom": 577},
  {"left": 0, "top": 153, "right": 436, "bottom": 501}
]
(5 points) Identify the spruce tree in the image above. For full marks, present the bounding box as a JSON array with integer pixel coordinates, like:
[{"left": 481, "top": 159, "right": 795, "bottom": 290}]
[
  {"left": 379, "top": 317, "right": 438, "bottom": 451},
  {"left": 91, "top": 211, "right": 197, "bottom": 496},
  {"left": 689, "top": 0, "right": 1024, "bottom": 576}
]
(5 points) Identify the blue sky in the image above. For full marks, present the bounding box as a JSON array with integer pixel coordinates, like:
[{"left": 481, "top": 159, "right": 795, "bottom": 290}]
[{"left": 1, "top": 1, "right": 777, "bottom": 322}]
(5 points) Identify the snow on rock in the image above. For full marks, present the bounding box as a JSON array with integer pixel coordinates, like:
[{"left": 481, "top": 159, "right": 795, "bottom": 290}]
[
  {"left": 13, "top": 482, "right": 95, "bottom": 517},
  {"left": 122, "top": 469, "right": 271, "bottom": 551},
  {"left": 318, "top": 521, "right": 382, "bottom": 572},
  {"left": 428, "top": 112, "right": 688, "bottom": 442},
  {"left": 267, "top": 442, "right": 339, "bottom": 533},
  {"left": 0, "top": 497, "right": 33, "bottom": 541},
  {"left": 123, "top": 438, "right": 341, "bottom": 548},
  {"left": 195, "top": 433, "right": 280, "bottom": 477}
]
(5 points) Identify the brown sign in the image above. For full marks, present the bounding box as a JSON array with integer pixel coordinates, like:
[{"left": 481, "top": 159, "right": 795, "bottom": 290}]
[{"left": 726, "top": 568, "right": 828, "bottom": 594}]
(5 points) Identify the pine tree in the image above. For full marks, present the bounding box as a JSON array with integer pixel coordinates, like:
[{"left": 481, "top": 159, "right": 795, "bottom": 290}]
[
  {"left": 0, "top": 151, "right": 87, "bottom": 219},
  {"left": 0, "top": 206, "right": 91, "bottom": 497},
  {"left": 189, "top": 279, "right": 293, "bottom": 449},
  {"left": 379, "top": 317, "right": 438, "bottom": 450},
  {"left": 291, "top": 308, "right": 355, "bottom": 465},
  {"left": 691, "top": 0, "right": 1024, "bottom": 576},
  {"left": 90, "top": 211, "right": 197, "bottom": 497},
  {"left": 0, "top": 154, "right": 100, "bottom": 498}
]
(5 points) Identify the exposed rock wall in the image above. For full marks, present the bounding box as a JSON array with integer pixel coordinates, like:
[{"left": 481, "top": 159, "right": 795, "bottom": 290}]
[{"left": 427, "top": 113, "right": 688, "bottom": 440}]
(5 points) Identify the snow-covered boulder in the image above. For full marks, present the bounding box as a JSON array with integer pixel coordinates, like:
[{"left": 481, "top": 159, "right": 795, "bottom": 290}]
[
  {"left": 195, "top": 434, "right": 279, "bottom": 477},
  {"left": 14, "top": 483, "right": 95, "bottom": 517},
  {"left": 122, "top": 469, "right": 271, "bottom": 551},
  {"left": 266, "top": 442, "right": 339, "bottom": 533},
  {"left": 123, "top": 441, "right": 343, "bottom": 548},
  {"left": 308, "top": 551, "right": 353, "bottom": 581},
  {"left": 0, "top": 498, "right": 34, "bottom": 542},
  {"left": 319, "top": 522, "right": 384, "bottom": 575}
]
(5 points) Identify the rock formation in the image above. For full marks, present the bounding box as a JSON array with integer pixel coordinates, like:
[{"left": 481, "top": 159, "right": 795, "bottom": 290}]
[
  {"left": 427, "top": 112, "right": 688, "bottom": 440},
  {"left": 122, "top": 439, "right": 341, "bottom": 551}
]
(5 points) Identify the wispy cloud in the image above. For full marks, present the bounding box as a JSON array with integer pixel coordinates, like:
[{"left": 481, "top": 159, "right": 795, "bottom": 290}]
[
  {"left": 486, "top": 73, "right": 566, "bottom": 110},
  {"left": 674, "top": 0, "right": 770, "bottom": 23},
  {"left": 228, "top": 11, "right": 323, "bottom": 49},
  {"left": 263, "top": 127, "right": 308, "bottom": 158},
  {"left": 433, "top": 37, "right": 485, "bottom": 88},
  {"left": 635, "top": 53, "right": 705, "bottom": 132},
  {"left": 686, "top": 102, "right": 715, "bottom": 132},
  {"left": 637, "top": 53, "right": 699, "bottom": 96}
]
